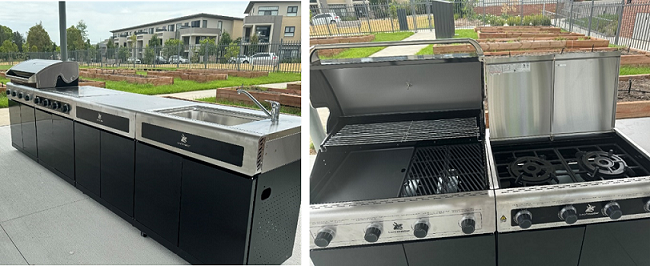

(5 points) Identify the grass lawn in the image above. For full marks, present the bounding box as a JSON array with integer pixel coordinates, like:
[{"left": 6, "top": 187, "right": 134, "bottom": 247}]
[
  {"left": 82, "top": 72, "right": 301, "bottom": 95},
  {"left": 195, "top": 96, "right": 300, "bottom": 116},
  {"left": 416, "top": 29, "right": 478, "bottom": 55},
  {"left": 0, "top": 75, "right": 8, "bottom": 108},
  {"left": 320, "top": 32, "right": 415, "bottom": 59},
  {"left": 620, "top": 66, "right": 650, "bottom": 76}
]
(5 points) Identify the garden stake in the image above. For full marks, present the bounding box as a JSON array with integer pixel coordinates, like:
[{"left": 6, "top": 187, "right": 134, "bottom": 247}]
[{"left": 628, "top": 80, "right": 632, "bottom": 94}]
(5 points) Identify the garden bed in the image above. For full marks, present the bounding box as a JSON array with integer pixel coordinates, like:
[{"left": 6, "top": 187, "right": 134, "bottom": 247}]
[
  {"left": 432, "top": 38, "right": 609, "bottom": 53},
  {"left": 311, "top": 35, "right": 376, "bottom": 57},
  {"left": 80, "top": 72, "right": 174, "bottom": 85},
  {"left": 78, "top": 79, "right": 106, "bottom": 88},
  {"left": 216, "top": 86, "right": 300, "bottom": 108}
]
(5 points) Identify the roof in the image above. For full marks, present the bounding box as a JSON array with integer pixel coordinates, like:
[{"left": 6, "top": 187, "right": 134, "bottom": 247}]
[
  {"left": 110, "top": 13, "right": 243, "bottom": 33},
  {"left": 244, "top": 1, "right": 300, "bottom": 14}
]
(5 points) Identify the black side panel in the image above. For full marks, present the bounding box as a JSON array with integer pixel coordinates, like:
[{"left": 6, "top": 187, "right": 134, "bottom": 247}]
[
  {"left": 8, "top": 100, "right": 23, "bottom": 149},
  {"left": 247, "top": 160, "right": 301, "bottom": 265},
  {"left": 20, "top": 105, "right": 37, "bottom": 157},
  {"left": 178, "top": 158, "right": 254, "bottom": 265},
  {"left": 76, "top": 106, "right": 129, "bottom": 133},
  {"left": 134, "top": 142, "right": 182, "bottom": 246},
  {"left": 74, "top": 122, "right": 101, "bottom": 196},
  {"left": 100, "top": 131, "right": 135, "bottom": 217},
  {"left": 310, "top": 243, "right": 409, "bottom": 266},
  {"left": 404, "top": 234, "right": 496, "bottom": 266},
  {"left": 579, "top": 219, "right": 650, "bottom": 266},
  {"left": 51, "top": 114, "right": 74, "bottom": 181},
  {"left": 498, "top": 226, "right": 585, "bottom": 266},
  {"left": 35, "top": 109, "right": 53, "bottom": 167}
]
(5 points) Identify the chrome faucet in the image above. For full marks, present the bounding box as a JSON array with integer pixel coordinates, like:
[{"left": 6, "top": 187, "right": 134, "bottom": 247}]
[{"left": 237, "top": 89, "right": 280, "bottom": 123}]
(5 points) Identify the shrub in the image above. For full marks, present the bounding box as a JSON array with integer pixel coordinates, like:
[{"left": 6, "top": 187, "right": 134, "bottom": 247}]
[
  {"left": 506, "top": 16, "right": 521, "bottom": 26},
  {"left": 493, "top": 18, "right": 506, "bottom": 26},
  {"left": 523, "top": 15, "right": 535, "bottom": 26}
]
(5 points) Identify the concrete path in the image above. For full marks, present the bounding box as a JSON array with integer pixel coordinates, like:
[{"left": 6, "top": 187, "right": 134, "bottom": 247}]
[
  {"left": 369, "top": 31, "right": 437, "bottom": 57},
  {"left": 0, "top": 108, "right": 7, "bottom": 127},
  {"left": 157, "top": 81, "right": 300, "bottom": 100}
]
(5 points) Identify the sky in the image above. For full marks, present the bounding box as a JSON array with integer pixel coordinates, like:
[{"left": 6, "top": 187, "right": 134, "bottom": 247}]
[{"left": 0, "top": 0, "right": 250, "bottom": 45}]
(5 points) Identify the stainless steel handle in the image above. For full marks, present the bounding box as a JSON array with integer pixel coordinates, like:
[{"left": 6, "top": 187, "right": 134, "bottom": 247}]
[{"left": 309, "top": 38, "right": 483, "bottom": 63}]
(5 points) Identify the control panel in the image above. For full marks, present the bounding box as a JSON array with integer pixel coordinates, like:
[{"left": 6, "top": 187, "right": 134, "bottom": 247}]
[{"left": 510, "top": 197, "right": 650, "bottom": 229}]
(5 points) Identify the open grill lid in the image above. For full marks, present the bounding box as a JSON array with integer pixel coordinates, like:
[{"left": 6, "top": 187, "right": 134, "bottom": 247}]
[
  {"left": 310, "top": 39, "right": 485, "bottom": 135},
  {"left": 6, "top": 59, "right": 78, "bottom": 89}
]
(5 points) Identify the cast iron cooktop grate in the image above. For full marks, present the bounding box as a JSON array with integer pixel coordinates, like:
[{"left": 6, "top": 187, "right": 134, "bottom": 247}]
[
  {"left": 400, "top": 143, "right": 488, "bottom": 197},
  {"left": 323, "top": 118, "right": 480, "bottom": 148}
]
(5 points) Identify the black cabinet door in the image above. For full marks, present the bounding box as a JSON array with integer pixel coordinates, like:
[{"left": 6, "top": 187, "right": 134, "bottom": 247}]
[
  {"left": 311, "top": 244, "right": 409, "bottom": 266},
  {"left": 178, "top": 158, "right": 254, "bottom": 265},
  {"left": 579, "top": 219, "right": 650, "bottom": 266},
  {"left": 35, "top": 109, "right": 54, "bottom": 167},
  {"left": 20, "top": 105, "right": 37, "bottom": 158},
  {"left": 404, "top": 234, "right": 496, "bottom": 266},
  {"left": 134, "top": 142, "right": 182, "bottom": 245},
  {"left": 74, "top": 122, "right": 101, "bottom": 196},
  {"left": 8, "top": 100, "right": 22, "bottom": 149},
  {"left": 498, "top": 226, "right": 585, "bottom": 266},
  {"left": 51, "top": 114, "right": 74, "bottom": 181},
  {"left": 101, "top": 131, "right": 135, "bottom": 217}
]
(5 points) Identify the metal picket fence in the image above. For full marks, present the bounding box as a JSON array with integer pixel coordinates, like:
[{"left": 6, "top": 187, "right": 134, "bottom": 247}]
[{"left": 0, "top": 40, "right": 301, "bottom": 73}]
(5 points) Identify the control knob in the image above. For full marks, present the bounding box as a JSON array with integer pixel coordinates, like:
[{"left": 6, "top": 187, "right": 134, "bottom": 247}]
[
  {"left": 603, "top": 202, "right": 622, "bottom": 220},
  {"left": 11, "top": 91, "right": 16, "bottom": 97},
  {"left": 515, "top": 210, "right": 533, "bottom": 229},
  {"left": 460, "top": 217, "right": 476, "bottom": 234},
  {"left": 559, "top": 205, "right": 578, "bottom": 224},
  {"left": 33, "top": 97, "right": 41, "bottom": 104},
  {"left": 364, "top": 224, "right": 382, "bottom": 243},
  {"left": 51, "top": 101, "right": 60, "bottom": 110},
  {"left": 413, "top": 221, "right": 429, "bottom": 238},
  {"left": 61, "top": 104, "right": 70, "bottom": 113},
  {"left": 42, "top": 99, "right": 50, "bottom": 107},
  {"left": 4, "top": 89, "right": 9, "bottom": 96},
  {"left": 24, "top": 94, "right": 30, "bottom": 101},
  {"left": 314, "top": 228, "right": 335, "bottom": 248},
  {"left": 644, "top": 199, "right": 650, "bottom": 213},
  {"left": 17, "top": 92, "right": 22, "bottom": 99}
]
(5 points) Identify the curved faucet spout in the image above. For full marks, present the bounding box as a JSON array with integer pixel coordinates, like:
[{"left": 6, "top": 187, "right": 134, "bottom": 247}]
[{"left": 237, "top": 89, "right": 280, "bottom": 123}]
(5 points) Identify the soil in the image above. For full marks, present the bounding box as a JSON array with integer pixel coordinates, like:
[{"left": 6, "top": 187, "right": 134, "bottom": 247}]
[{"left": 618, "top": 79, "right": 650, "bottom": 102}]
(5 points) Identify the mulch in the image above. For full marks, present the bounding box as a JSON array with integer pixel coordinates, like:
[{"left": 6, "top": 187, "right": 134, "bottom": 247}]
[{"left": 618, "top": 79, "right": 650, "bottom": 102}]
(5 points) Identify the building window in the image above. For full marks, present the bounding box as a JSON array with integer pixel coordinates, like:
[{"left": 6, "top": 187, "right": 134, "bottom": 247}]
[
  {"left": 149, "top": 28, "right": 154, "bottom": 34},
  {"left": 284, "top": 26, "right": 295, "bottom": 37},
  {"left": 202, "top": 20, "right": 208, "bottom": 28},
  {"left": 258, "top": 6, "right": 279, "bottom": 15},
  {"left": 169, "top": 24, "right": 174, "bottom": 31},
  {"left": 218, "top": 21, "right": 223, "bottom": 29},
  {"left": 287, "top": 6, "right": 298, "bottom": 16},
  {"left": 191, "top": 20, "right": 200, "bottom": 28}
]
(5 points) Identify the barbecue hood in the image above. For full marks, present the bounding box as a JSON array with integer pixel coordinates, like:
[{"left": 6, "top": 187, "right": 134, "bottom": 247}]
[
  {"left": 310, "top": 39, "right": 485, "bottom": 134},
  {"left": 485, "top": 51, "right": 621, "bottom": 140},
  {"left": 6, "top": 59, "right": 79, "bottom": 88}
]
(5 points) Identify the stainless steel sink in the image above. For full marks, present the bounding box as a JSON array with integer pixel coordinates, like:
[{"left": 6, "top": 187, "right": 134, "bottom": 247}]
[{"left": 154, "top": 106, "right": 266, "bottom": 126}]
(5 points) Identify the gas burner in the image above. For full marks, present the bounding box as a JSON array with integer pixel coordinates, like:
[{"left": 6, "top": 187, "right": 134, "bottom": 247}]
[
  {"left": 576, "top": 150, "right": 634, "bottom": 180},
  {"left": 508, "top": 156, "right": 559, "bottom": 186}
]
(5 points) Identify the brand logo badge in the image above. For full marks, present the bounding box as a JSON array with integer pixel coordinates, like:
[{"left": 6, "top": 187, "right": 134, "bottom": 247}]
[
  {"left": 180, "top": 134, "right": 188, "bottom": 144},
  {"left": 96, "top": 113, "right": 103, "bottom": 123},
  {"left": 586, "top": 204, "right": 596, "bottom": 213},
  {"left": 177, "top": 133, "right": 191, "bottom": 147},
  {"left": 393, "top": 222, "right": 403, "bottom": 230}
]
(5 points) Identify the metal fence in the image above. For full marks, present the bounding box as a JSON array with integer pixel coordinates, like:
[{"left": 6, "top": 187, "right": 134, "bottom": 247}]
[
  {"left": 0, "top": 40, "right": 301, "bottom": 73},
  {"left": 310, "top": 0, "right": 650, "bottom": 51}
]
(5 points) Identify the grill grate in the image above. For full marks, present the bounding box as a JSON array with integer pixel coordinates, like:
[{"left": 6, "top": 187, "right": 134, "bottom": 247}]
[
  {"left": 401, "top": 143, "right": 487, "bottom": 197},
  {"left": 323, "top": 118, "right": 480, "bottom": 147}
]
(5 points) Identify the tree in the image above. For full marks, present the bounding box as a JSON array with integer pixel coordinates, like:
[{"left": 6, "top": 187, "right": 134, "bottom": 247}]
[
  {"left": 0, "top": 40, "right": 18, "bottom": 53},
  {"left": 198, "top": 38, "right": 217, "bottom": 56},
  {"left": 117, "top": 46, "right": 130, "bottom": 62},
  {"left": 66, "top": 26, "right": 84, "bottom": 51},
  {"left": 128, "top": 34, "right": 136, "bottom": 48},
  {"left": 218, "top": 32, "right": 231, "bottom": 46},
  {"left": 143, "top": 45, "right": 155, "bottom": 64},
  {"left": 76, "top": 20, "right": 88, "bottom": 42},
  {"left": 148, "top": 34, "right": 160, "bottom": 48},
  {"left": 0, "top": 25, "right": 12, "bottom": 45},
  {"left": 223, "top": 40, "right": 241, "bottom": 61},
  {"left": 162, "top": 38, "right": 182, "bottom": 58},
  {"left": 26, "top": 22, "right": 52, "bottom": 52},
  {"left": 248, "top": 34, "right": 259, "bottom": 56},
  {"left": 12, "top": 31, "right": 24, "bottom": 52}
]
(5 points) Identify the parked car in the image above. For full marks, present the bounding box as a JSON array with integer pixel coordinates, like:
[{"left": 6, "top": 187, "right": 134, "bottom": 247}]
[
  {"left": 249, "top": 53, "right": 279, "bottom": 66},
  {"left": 228, "top": 55, "right": 250, "bottom": 64},
  {"left": 127, "top": 57, "right": 141, "bottom": 64},
  {"left": 312, "top": 13, "right": 341, "bottom": 25},
  {"left": 168, "top": 55, "right": 189, "bottom": 64},
  {"left": 154, "top": 56, "right": 168, "bottom": 64}
]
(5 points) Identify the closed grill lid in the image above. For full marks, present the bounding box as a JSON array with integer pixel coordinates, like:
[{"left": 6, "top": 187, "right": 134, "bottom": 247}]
[{"left": 5, "top": 59, "right": 78, "bottom": 88}]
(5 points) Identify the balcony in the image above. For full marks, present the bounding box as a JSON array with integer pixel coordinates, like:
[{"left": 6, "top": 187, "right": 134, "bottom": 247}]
[
  {"left": 177, "top": 27, "right": 222, "bottom": 36},
  {"left": 244, "top": 15, "right": 283, "bottom": 25}
]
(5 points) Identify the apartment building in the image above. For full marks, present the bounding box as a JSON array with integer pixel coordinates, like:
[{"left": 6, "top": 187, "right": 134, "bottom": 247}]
[
  {"left": 110, "top": 13, "right": 243, "bottom": 58},
  {"left": 242, "top": 1, "right": 301, "bottom": 44}
]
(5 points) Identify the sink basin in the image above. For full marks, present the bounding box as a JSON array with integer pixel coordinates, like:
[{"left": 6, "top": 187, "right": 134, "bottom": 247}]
[{"left": 155, "top": 106, "right": 266, "bottom": 126}]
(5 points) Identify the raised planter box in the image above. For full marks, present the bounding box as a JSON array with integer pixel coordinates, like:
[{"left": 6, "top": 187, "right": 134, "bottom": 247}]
[
  {"left": 267, "top": 87, "right": 301, "bottom": 95},
  {"left": 619, "top": 74, "right": 650, "bottom": 81},
  {"left": 616, "top": 101, "right": 650, "bottom": 119},
  {"left": 483, "top": 47, "right": 617, "bottom": 56},
  {"left": 433, "top": 39, "right": 609, "bottom": 53},
  {"left": 311, "top": 35, "right": 376, "bottom": 57},
  {"left": 478, "top": 32, "right": 583, "bottom": 39},
  {"left": 81, "top": 72, "right": 173, "bottom": 85},
  {"left": 287, "top": 83, "right": 301, "bottom": 91},
  {"left": 79, "top": 80, "right": 106, "bottom": 88},
  {"left": 216, "top": 88, "right": 301, "bottom": 108},
  {"left": 621, "top": 54, "right": 650, "bottom": 66},
  {"left": 475, "top": 26, "right": 562, "bottom": 33}
]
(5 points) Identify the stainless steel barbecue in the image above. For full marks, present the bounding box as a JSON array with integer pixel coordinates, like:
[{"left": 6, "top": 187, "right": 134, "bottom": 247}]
[
  {"left": 309, "top": 40, "right": 497, "bottom": 266},
  {"left": 485, "top": 52, "right": 650, "bottom": 266}
]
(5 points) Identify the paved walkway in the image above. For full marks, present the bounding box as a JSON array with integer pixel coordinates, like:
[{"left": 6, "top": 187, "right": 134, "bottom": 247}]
[
  {"left": 369, "top": 31, "right": 437, "bottom": 57},
  {"left": 157, "top": 81, "right": 300, "bottom": 100}
]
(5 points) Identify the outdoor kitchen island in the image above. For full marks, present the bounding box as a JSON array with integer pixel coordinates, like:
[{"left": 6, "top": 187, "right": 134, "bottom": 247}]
[{"left": 5, "top": 60, "right": 301, "bottom": 265}]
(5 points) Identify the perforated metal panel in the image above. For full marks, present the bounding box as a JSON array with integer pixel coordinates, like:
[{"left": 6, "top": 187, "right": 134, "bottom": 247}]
[{"left": 247, "top": 160, "right": 301, "bottom": 265}]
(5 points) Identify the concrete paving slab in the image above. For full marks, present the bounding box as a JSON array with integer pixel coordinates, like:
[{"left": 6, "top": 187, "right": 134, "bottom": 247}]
[
  {"left": 369, "top": 31, "right": 437, "bottom": 57},
  {"left": 0, "top": 225, "right": 27, "bottom": 264},
  {"left": 0, "top": 109, "right": 8, "bottom": 127},
  {"left": 1, "top": 199, "right": 187, "bottom": 265},
  {"left": 0, "top": 128, "right": 88, "bottom": 223}
]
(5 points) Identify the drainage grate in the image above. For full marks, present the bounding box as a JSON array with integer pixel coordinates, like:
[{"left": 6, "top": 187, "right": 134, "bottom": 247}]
[
  {"left": 401, "top": 143, "right": 488, "bottom": 197},
  {"left": 323, "top": 118, "right": 480, "bottom": 147}
]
